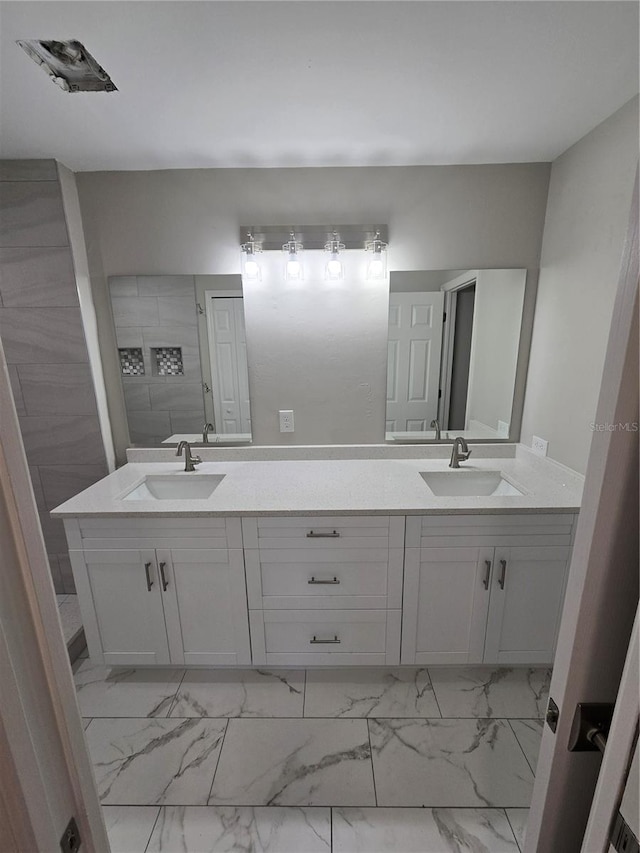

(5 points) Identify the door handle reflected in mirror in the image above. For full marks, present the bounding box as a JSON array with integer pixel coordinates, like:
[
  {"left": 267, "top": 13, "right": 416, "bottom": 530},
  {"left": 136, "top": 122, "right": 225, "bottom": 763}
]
[
  {"left": 144, "top": 561, "right": 154, "bottom": 591},
  {"left": 159, "top": 561, "right": 169, "bottom": 591}
]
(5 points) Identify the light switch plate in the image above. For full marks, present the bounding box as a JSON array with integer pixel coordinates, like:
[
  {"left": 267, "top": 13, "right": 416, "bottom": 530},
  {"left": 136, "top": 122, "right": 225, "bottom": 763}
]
[
  {"left": 279, "top": 410, "right": 294, "bottom": 433},
  {"left": 532, "top": 435, "right": 548, "bottom": 456}
]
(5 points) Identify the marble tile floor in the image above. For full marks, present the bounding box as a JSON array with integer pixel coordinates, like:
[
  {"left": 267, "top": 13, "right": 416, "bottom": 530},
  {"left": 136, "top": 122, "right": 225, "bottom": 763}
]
[{"left": 76, "top": 664, "right": 548, "bottom": 852}]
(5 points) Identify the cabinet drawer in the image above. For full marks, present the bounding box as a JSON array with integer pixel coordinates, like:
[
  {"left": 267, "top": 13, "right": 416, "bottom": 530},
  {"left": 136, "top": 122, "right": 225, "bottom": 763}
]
[
  {"left": 256, "top": 516, "right": 390, "bottom": 551},
  {"left": 261, "top": 559, "right": 387, "bottom": 603},
  {"left": 248, "top": 608, "right": 401, "bottom": 665}
]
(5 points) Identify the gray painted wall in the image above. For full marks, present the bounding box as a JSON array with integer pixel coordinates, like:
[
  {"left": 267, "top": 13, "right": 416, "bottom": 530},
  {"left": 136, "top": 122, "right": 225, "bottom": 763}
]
[
  {"left": 76, "top": 163, "right": 551, "bottom": 457},
  {"left": 520, "top": 97, "right": 639, "bottom": 474},
  {"left": 0, "top": 160, "right": 108, "bottom": 593}
]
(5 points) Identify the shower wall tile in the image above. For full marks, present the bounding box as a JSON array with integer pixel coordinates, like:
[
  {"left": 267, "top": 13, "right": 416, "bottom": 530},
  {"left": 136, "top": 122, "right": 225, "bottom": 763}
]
[
  {"left": 109, "top": 276, "right": 138, "bottom": 298},
  {"left": 149, "top": 383, "right": 204, "bottom": 412},
  {"left": 38, "top": 464, "right": 108, "bottom": 510},
  {"left": 142, "top": 325, "right": 199, "bottom": 354},
  {"left": 158, "top": 297, "right": 198, "bottom": 327},
  {"left": 58, "top": 554, "right": 76, "bottom": 595},
  {"left": 7, "top": 364, "right": 26, "bottom": 415},
  {"left": 112, "top": 297, "right": 160, "bottom": 328},
  {"left": 47, "top": 554, "right": 64, "bottom": 595},
  {"left": 19, "top": 416, "right": 104, "bottom": 465},
  {"left": 128, "top": 410, "right": 172, "bottom": 441},
  {"left": 0, "top": 181, "right": 69, "bottom": 247},
  {"left": 17, "top": 364, "right": 99, "bottom": 415},
  {"left": 0, "top": 161, "right": 108, "bottom": 597},
  {"left": 137, "top": 276, "right": 194, "bottom": 297},
  {"left": 115, "top": 325, "right": 144, "bottom": 349},
  {"left": 0, "top": 160, "right": 58, "bottom": 181},
  {"left": 123, "top": 383, "right": 152, "bottom": 411},
  {"left": 0, "top": 307, "right": 88, "bottom": 363},
  {"left": 29, "top": 465, "right": 46, "bottom": 511},
  {"left": 39, "top": 512, "right": 69, "bottom": 555},
  {"left": 0, "top": 247, "right": 79, "bottom": 307},
  {"left": 170, "top": 411, "right": 206, "bottom": 435}
]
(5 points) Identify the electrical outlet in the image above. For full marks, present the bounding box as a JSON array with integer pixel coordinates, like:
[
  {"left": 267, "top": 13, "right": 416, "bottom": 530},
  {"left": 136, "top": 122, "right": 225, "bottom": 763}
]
[
  {"left": 279, "top": 410, "right": 294, "bottom": 433},
  {"left": 532, "top": 435, "right": 548, "bottom": 456}
]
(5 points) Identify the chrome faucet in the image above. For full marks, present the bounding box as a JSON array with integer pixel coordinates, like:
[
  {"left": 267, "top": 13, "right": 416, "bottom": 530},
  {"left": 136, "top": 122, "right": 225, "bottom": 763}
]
[
  {"left": 176, "top": 441, "right": 202, "bottom": 472},
  {"left": 449, "top": 437, "right": 471, "bottom": 468},
  {"left": 430, "top": 419, "right": 441, "bottom": 440},
  {"left": 202, "top": 422, "right": 214, "bottom": 443}
]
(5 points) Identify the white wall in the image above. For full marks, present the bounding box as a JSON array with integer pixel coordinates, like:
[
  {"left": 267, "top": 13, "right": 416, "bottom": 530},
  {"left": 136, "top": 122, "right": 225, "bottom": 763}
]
[
  {"left": 76, "top": 163, "right": 550, "bottom": 456},
  {"left": 466, "top": 269, "right": 526, "bottom": 433},
  {"left": 520, "top": 97, "right": 639, "bottom": 474}
]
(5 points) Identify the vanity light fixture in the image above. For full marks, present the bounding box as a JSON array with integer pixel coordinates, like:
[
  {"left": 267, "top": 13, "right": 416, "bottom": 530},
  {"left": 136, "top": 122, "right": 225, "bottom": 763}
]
[
  {"left": 283, "top": 231, "right": 304, "bottom": 282},
  {"left": 240, "top": 232, "right": 262, "bottom": 281},
  {"left": 365, "top": 230, "right": 388, "bottom": 280},
  {"left": 324, "top": 231, "right": 345, "bottom": 281}
]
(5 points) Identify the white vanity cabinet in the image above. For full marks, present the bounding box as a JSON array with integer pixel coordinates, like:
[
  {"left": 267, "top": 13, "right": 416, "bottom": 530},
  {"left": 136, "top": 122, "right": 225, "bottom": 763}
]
[
  {"left": 401, "top": 513, "right": 576, "bottom": 666},
  {"left": 64, "top": 517, "right": 251, "bottom": 667},
  {"left": 243, "top": 516, "right": 405, "bottom": 665}
]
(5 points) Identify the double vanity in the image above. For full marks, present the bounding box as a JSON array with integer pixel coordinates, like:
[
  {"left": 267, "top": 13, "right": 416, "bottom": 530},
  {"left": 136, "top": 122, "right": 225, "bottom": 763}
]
[{"left": 52, "top": 445, "right": 582, "bottom": 671}]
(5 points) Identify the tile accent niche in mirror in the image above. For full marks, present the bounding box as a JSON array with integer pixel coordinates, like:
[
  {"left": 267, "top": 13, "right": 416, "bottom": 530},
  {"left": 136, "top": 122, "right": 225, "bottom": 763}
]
[{"left": 109, "top": 276, "right": 206, "bottom": 445}]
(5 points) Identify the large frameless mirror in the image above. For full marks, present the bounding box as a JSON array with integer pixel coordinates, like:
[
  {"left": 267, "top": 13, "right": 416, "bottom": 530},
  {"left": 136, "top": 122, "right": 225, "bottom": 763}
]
[{"left": 108, "top": 274, "right": 251, "bottom": 446}]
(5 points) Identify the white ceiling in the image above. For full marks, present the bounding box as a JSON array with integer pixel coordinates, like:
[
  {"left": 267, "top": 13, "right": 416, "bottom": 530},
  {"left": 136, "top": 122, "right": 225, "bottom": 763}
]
[{"left": 0, "top": 1, "right": 637, "bottom": 171}]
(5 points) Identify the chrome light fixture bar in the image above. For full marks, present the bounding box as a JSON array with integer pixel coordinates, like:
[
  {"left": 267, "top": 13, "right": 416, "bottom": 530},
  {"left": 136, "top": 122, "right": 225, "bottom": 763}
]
[
  {"left": 324, "top": 231, "right": 345, "bottom": 281},
  {"left": 240, "top": 225, "right": 387, "bottom": 252},
  {"left": 283, "top": 231, "right": 304, "bottom": 281},
  {"left": 240, "top": 232, "right": 263, "bottom": 281}
]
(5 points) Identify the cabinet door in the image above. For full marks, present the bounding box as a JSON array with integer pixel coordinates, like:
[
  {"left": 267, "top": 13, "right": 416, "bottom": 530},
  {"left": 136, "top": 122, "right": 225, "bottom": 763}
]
[
  {"left": 159, "top": 548, "right": 251, "bottom": 665},
  {"left": 484, "top": 546, "right": 571, "bottom": 665},
  {"left": 83, "top": 549, "right": 170, "bottom": 665},
  {"left": 402, "top": 547, "right": 493, "bottom": 664}
]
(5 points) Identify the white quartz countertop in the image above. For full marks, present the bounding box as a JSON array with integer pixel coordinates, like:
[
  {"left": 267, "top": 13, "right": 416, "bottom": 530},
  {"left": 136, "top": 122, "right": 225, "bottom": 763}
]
[{"left": 51, "top": 446, "right": 583, "bottom": 518}]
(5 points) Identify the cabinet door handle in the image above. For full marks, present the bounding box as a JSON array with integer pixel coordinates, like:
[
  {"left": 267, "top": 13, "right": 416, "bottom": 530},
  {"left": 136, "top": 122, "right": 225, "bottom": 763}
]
[
  {"left": 306, "top": 530, "right": 340, "bottom": 538},
  {"left": 498, "top": 559, "right": 507, "bottom": 589},
  {"left": 144, "top": 561, "right": 154, "bottom": 591},
  {"left": 483, "top": 560, "right": 492, "bottom": 590},
  {"left": 310, "top": 635, "right": 341, "bottom": 644},
  {"left": 159, "top": 561, "right": 169, "bottom": 591},
  {"left": 308, "top": 576, "right": 340, "bottom": 585}
]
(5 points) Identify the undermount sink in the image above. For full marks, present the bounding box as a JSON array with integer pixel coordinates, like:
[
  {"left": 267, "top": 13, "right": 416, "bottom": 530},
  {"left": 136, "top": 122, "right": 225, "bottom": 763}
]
[
  {"left": 420, "top": 470, "right": 525, "bottom": 497},
  {"left": 123, "top": 474, "right": 225, "bottom": 501}
]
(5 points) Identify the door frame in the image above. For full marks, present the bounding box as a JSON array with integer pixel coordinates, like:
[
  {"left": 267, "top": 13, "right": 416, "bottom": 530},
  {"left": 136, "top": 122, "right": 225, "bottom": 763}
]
[
  {"left": 525, "top": 176, "right": 639, "bottom": 852},
  {"left": 438, "top": 270, "right": 478, "bottom": 427},
  {"left": 582, "top": 606, "right": 639, "bottom": 851},
  {"left": 0, "top": 340, "right": 109, "bottom": 851}
]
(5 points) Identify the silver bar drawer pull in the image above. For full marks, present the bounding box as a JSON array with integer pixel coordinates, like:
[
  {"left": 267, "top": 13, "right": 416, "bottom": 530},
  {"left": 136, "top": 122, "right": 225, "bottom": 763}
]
[
  {"left": 310, "top": 635, "right": 341, "bottom": 644},
  {"left": 483, "top": 560, "right": 492, "bottom": 590},
  {"left": 306, "top": 529, "right": 340, "bottom": 538},
  {"left": 498, "top": 559, "right": 507, "bottom": 589},
  {"left": 308, "top": 576, "right": 340, "bottom": 585},
  {"left": 144, "top": 561, "right": 154, "bottom": 591},
  {"left": 159, "top": 561, "right": 169, "bottom": 592}
]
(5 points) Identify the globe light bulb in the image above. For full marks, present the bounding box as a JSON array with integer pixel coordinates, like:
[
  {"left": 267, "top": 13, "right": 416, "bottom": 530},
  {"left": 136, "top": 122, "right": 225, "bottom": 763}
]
[{"left": 285, "top": 254, "right": 303, "bottom": 281}]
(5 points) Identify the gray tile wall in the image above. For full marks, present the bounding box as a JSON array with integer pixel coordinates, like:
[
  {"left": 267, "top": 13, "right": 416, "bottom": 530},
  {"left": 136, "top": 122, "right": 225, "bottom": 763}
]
[
  {"left": 0, "top": 159, "right": 108, "bottom": 594},
  {"left": 109, "top": 276, "right": 205, "bottom": 444}
]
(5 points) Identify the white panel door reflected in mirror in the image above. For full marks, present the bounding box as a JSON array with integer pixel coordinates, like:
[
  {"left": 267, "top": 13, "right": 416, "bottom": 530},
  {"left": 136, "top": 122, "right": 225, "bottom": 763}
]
[
  {"left": 205, "top": 293, "right": 251, "bottom": 440},
  {"left": 386, "top": 269, "right": 526, "bottom": 442}
]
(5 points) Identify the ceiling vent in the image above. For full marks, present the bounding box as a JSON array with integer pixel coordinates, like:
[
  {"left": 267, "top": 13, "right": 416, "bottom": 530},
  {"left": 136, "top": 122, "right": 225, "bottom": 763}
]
[{"left": 16, "top": 39, "right": 117, "bottom": 92}]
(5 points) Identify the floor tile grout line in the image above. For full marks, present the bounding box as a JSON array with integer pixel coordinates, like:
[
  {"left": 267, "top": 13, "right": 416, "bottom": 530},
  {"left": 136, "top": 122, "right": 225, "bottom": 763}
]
[
  {"left": 366, "top": 719, "right": 379, "bottom": 807},
  {"left": 206, "top": 718, "right": 230, "bottom": 804},
  {"left": 504, "top": 806, "right": 525, "bottom": 853},
  {"left": 425, "top": 666, "right": 444, "bottom": 718},
  {"left": 507, "top": 719, "right": 539, "bottom": 776},
  {"left": 165, "top": 669, "right": 188, "bottom": 718},
  {"left": 142, "top": 805, "right": 162, "bottom": 853},
  {"left": 303, "top": 668, "right": 307, "bottom": 718}
]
